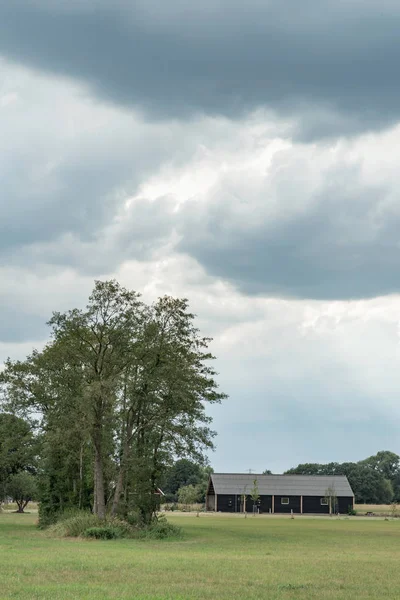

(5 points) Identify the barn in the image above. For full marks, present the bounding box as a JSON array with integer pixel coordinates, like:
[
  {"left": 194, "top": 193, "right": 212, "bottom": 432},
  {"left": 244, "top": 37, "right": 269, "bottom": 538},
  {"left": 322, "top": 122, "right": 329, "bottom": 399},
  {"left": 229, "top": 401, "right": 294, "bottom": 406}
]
[{"left": 206, "top": 473, "right": 354, "bottom": 514}]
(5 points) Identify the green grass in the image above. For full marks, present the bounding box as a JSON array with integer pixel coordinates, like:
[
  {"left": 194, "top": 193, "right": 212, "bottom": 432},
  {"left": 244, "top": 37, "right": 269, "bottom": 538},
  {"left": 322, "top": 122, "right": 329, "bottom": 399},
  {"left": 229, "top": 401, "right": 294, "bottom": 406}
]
[{"left": 1, "top": 512, "right": 400, "bottom": 599}]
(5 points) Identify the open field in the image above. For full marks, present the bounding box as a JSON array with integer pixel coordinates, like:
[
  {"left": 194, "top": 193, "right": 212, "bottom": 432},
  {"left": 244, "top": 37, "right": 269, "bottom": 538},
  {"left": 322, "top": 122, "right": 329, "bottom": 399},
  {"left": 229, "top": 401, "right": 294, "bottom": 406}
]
[
  {"left": 355, "top": 504, "right": 396, "bottom": 515},
  {"left": 2, "top": 512, "right": 400, "bottom": 599}
]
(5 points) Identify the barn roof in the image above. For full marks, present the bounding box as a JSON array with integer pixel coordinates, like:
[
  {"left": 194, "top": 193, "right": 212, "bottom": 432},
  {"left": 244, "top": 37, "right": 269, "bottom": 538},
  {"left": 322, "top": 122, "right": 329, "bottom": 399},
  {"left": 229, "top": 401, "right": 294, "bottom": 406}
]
[{"left": 209, "top": 474, "right": 354, "bottom": 497}]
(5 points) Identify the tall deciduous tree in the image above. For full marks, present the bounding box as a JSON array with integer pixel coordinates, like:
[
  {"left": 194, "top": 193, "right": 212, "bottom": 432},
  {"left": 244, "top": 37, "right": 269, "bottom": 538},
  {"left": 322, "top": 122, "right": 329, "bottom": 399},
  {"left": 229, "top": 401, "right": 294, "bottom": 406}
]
[{"left": 1, "top": 281, "right": 227, "bottom": 525}]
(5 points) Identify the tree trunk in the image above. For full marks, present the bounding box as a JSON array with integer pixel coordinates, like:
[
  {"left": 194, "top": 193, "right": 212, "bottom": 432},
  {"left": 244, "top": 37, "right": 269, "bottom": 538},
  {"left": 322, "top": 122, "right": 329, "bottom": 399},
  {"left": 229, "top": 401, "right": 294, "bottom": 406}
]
[
  {"left": 111, "top": 422, "right": 133, "bottom": 517},
  {"left": 16, "top": 500, "right": 28, "bottom": 513},
  {"left": 79, "top": 442, "right": 84, "bottom": 510},
  {"left": 93, "top": 465, "right": 97, "bottom": 515},
  {"left": 111, "top": 467, "right": 124, "bottom": 517},
  {"left": 94, "top": 440, "right": 106, "bottom": 519}
]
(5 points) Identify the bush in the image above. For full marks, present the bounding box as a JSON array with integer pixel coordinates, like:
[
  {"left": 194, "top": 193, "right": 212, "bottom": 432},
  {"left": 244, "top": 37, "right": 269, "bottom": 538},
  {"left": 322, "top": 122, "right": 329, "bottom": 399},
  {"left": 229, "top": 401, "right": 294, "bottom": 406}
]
[
  {"left": 46, "top": 509, "right": 136, "bottom": 539},
  {"left": 45, "top": 508, "right": 180, "bottom": 541},
  {"left": 47, "top": 510, "right": 101, "bottom": 537},
  {"left": 125, "top": 510, "right": 142, "bottom": 527},
  {"left": 84, "top": 526, "right": 121, "bottom": 540},
  {"left": 348, "top": 506, "right": 357, "bottom": 516},
  {"left": 139, "top": 515, "right": 182, "bottom": 540}
]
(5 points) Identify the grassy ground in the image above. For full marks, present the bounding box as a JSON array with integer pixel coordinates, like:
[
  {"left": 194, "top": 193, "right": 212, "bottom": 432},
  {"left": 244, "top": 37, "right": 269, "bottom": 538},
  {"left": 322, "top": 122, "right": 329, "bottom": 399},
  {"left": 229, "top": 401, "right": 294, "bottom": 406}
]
[
  {"left": 355, "top": 503, "right": 396, "bottom": 515},
  {"left": 1, "top": 511, "right": 400, "bottom": 599}
]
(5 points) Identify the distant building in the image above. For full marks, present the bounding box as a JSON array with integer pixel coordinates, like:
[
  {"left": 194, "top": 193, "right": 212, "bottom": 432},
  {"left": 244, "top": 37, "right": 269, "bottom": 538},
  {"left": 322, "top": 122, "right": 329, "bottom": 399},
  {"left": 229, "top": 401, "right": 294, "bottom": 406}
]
[{"left": 206, "top": 473, "right": 354, "bottom": 514}]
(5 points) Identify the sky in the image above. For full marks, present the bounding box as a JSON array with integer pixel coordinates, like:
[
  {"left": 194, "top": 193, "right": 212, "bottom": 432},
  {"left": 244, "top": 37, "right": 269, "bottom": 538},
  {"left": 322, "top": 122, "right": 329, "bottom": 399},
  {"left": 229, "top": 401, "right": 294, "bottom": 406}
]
[{"left": 2, "top": 0, "right": 400, "bottom": 474}]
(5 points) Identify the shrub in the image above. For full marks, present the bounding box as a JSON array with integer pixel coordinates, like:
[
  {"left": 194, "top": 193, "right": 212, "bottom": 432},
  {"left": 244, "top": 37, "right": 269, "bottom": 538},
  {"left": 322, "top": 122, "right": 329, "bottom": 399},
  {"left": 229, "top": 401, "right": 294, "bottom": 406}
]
[
  {"left": 45, "top": 508, "right": 180, "bottom": 540},
  {"left": 47, "top": 510, "right": 101, "bottom": 537},
  {"left": 348, "top": 506, "right": 357, "bottom": 516},
  {"left": 46, "top": 509, "right": 137, "bottom": 539},
  {"left": 84, "top": 527, "right": 121, "bottom": 540},
  {"left": 140, "top": 515, "right": 182, "bottom": 540},
  {"left": 125, "top": 510, "right": 142, "bottom": 527}
]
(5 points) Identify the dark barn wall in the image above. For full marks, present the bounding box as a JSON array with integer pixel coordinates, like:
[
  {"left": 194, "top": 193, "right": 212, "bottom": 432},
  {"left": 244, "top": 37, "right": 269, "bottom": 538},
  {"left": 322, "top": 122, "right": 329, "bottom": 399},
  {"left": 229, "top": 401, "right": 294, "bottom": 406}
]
[
  {"left": 303, "top": 496, "right": 329, "bottom": 514},
  {"left": 211, "top": 493, "right": 354, "bottom": 514},
  {"left": 216, "top": 494, "right": 235, "bottom": 512},
  {"left": 338, "top": 497, "right": 354, "bottom": 514},
  {"left": 244, "top": 495, "right": 272, "bottom": 513},
  {"left": 274, "top": 495, "right": 301, "bottom": 513},
  {"left": 303, "top": 496, "right": 354, "bottom": 514},
  {"left": 214, "top": 495, "right": 273, "bottom": 513}
]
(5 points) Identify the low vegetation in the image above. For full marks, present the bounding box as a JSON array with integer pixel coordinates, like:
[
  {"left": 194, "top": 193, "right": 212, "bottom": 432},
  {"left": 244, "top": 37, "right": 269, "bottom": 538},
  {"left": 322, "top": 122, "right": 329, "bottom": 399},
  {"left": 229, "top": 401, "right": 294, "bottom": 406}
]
[
  {"left": 45, "top": 508, "right": 181, "bottom": 541},
  {"left": 2, "top": 511, "right": 400, "bottom": 599}
]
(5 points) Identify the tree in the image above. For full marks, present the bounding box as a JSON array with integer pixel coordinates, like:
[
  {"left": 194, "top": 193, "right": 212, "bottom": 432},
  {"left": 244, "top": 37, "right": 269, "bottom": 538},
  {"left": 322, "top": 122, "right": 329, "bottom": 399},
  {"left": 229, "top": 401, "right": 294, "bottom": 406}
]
[
  {"left": 359, "top": 451, "right": 400, "bottom": 481},
  {"left": 250, "top": 478, "right": 260, "bottom": 515},
  {"left": 48, "top": 280, "right": 145, "bottom": 519},
  {"left": 163, "top": 459, "right": 203, "bottom": 497},
  {"left": 345, "top": 465, "right": 393, "bottom": 504},
  {"left": 324, "top": 485, "right": 338, "bottom": 515},
  {"left": 285, "top": 460, "right": 394, "bottom": 504},
  {"left": 0, "top": 413, "right": 38, "bottom": 509},
  {"left": 241, "top": 486, "right": 248, "bottom": 517},
  {"left": 177, "top": 484, "right": 202, "bottom": 506},
  {"left": 0, "top": 414, "right": 37, "bottom": 481},
  {"left": 6, "top": 472, "right": 37, "bottom": 513},
  {"left": 1, "top": 281, "right": 227, "bottom": 526},
  {"left": 109, "top": 295, "right": 226, "bottom": 523},
  {"left": 359, "top": 451, "right": 400, "bottom": 500},
  {"left": 263, "top": 469, "right": 272, "bottom": 475}
]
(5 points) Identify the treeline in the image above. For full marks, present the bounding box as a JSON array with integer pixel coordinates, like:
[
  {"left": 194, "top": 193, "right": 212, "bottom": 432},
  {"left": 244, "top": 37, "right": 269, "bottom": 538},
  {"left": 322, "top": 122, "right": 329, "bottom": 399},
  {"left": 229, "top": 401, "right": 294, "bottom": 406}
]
[
  {"left": 0, "top": 413, "right": 38, "bottom": 512},
  {"left": 0, "top": 280, "right": 226, "bottom": 526},
  {"left": 284, "top": 451, "right": 400, "bottom": 504},
  {"left": 161, "top": 459, "right": 213, "bottom": 504}
]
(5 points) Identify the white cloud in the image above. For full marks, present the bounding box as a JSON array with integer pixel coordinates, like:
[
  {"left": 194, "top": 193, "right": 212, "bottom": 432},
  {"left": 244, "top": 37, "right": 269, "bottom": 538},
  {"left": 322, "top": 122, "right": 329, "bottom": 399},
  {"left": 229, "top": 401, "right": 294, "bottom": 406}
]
[{"left": 2, "top": 52, "right": 400, "bottom": 471}]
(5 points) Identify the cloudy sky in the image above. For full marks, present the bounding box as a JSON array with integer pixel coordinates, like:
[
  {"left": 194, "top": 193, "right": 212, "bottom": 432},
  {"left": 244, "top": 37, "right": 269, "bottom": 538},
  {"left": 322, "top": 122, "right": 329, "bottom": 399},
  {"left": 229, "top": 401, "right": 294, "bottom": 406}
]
[{"left": 2, "top": 0, "right": 400, "bottom": 473}]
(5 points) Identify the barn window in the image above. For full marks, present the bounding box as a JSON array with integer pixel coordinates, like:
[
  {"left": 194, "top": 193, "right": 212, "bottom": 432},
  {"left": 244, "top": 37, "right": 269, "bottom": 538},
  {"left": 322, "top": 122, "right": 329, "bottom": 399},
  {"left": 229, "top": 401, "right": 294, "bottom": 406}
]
[
  {"left": 320, "top": 498, "right": 329, "bottom": 505},
  {"left": 281, "top": 497, "right": 289, "bottom": 505}
]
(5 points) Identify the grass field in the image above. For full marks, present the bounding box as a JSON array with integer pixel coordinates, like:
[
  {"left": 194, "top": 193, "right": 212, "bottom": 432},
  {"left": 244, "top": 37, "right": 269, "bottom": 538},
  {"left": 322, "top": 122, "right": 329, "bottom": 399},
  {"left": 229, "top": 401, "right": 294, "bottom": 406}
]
[
  {"left": 1, "top": 511, "right": 400, "bottom": 599},
  {"left": 355, "top": 504, "right": 396, "bottom": 515}
]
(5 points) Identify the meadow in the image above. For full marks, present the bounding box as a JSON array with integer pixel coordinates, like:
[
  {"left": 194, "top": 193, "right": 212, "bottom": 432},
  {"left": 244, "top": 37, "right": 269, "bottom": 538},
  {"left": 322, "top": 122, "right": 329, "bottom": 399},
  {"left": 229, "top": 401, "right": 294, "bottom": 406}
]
[{"left": 1, "top": 510, "right": 400, "bottom": 599}]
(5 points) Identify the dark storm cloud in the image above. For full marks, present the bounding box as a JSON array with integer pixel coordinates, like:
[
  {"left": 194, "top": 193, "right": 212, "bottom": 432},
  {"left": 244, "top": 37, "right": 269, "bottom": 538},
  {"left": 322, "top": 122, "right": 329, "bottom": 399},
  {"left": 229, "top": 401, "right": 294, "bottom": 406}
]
[
  {"left": 175, "top": 162, "right": 400, "bottom": 300},
  {"left": 1, "top": 1, "right": 400, "bottom": 134}
]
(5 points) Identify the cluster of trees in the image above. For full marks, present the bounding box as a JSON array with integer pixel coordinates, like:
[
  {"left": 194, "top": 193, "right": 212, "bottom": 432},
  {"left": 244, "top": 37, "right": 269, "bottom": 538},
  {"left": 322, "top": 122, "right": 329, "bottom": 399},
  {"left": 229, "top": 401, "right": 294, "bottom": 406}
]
[
  {"left": 0, "top": 281, "right": 226, "bottom": 525},
  {"left": 284, "top": 451, "right": 400, "bottom": 504},
  {"left": 0, "top": 413, "right": 38, "bottom": 512},
  {"left": 161, "top": 458, "right": 213, "bottom": 504}
]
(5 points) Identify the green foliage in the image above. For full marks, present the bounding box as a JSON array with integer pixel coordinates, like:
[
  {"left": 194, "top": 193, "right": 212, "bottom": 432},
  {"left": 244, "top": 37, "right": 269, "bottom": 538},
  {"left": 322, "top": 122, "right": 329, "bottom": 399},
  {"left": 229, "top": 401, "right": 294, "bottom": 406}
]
[
  {"left": 348, "top": 506, "right": 357, "bottom": 515},
  {"left": 324, "top": 486, "right": 338, "bottom": 513},
  {"left": 163, "top": 459, "right": 203, "bottom": 496},
  {"left": 84, "top": 527, "right": 122, "bottom": 539},
  {"left": 138, "top": 515, "right": 182, "bottom": 540},
  {"left": 0, "top": 413, "right": 38, "bottom": 506},
  {"left": 177, "top": 483, "right": 203, "bottom": 505},
  {"left": 47, "top": 511, "right": 101, "bottom": 537},
  {"left": 1, "top": 280, "right": 227, "bottom": 527},
  {"left": 45, "top": 509, "right": 180, "bottom": 541},
  {"left": 0, "top": 413, "right": 37, "bottom": 475},
  {"left": 6, "top": 472, "right": 37, "bottom": 513},
  {"left": 285, "top": 453, "right": 398, "bottom": 504},
  {"left": 250, "top": 478, "right": 260, "bottom": 502},
  {"left": 250, "top": 478, "right": 260, "bottom": 513},
  {"left": 125, "top": 510, "right": 142, "bottom": 527}
]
